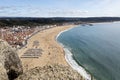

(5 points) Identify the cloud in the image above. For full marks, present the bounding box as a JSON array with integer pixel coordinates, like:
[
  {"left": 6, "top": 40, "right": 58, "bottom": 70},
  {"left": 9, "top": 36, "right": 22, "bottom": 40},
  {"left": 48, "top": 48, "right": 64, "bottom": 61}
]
[
  {"left": 0, "top": 6, "right": 12, "bottom": 10},
  {"left": 49, "top": 10, "right": 88, "bottom": 14},
  {"left": 0, "top": 0, "right": 120, "bottom": 17},
  {"left": 41, "top": 9, "right": 88, "bottom": 17}
]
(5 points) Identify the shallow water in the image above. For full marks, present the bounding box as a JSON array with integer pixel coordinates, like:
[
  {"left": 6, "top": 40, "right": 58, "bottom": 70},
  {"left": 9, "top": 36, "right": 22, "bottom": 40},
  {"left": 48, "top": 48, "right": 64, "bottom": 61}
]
[{"left": 57, "top": 22, "right": 120, "bottom": 80}]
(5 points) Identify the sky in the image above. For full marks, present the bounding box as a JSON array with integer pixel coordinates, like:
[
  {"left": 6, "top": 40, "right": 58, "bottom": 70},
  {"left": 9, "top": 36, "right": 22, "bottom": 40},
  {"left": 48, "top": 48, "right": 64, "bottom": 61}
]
[{"left": 0, "top": 0, "right": 120, "bottom": 17}]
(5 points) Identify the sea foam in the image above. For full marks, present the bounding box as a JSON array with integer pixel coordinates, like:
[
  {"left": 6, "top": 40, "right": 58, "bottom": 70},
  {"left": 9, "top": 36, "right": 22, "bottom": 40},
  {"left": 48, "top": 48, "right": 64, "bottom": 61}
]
[{"left": 56, "top": 26, "right": 91, "bottom": 80}]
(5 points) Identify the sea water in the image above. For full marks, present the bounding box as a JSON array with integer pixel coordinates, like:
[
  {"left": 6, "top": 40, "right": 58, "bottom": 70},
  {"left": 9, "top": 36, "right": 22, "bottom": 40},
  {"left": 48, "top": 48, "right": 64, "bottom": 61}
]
[{"left": 57, "top": 22, "right": 120, "bottom": 80}]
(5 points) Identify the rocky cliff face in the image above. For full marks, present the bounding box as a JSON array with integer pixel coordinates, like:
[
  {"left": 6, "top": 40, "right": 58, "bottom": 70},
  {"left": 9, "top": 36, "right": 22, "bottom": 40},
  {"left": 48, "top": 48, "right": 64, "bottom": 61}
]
[
  {"left": 0, "top": 39, "right": 84, "bottom": 80},
  {"left": 16, "top": 64, "right": 84, "bottom": 80},
  {"left": 0, "top": 39, "right": 23, "bottom": 80}
]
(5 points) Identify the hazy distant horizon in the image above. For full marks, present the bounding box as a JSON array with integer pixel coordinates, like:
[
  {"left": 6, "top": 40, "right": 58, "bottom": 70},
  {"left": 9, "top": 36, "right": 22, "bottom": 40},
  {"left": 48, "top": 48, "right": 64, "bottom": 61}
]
[{"left": 0, "top": 16, "right": 114, "bottom": 18}]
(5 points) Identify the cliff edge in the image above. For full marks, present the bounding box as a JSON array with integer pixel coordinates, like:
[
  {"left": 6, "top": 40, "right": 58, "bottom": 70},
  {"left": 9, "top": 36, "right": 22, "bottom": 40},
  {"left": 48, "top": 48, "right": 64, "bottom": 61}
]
[
  {"left": 0, "top": 39, "right": 23, "bottom": 80},
  {"left": 16, "top": 64, "right": 84, "bottom": 80},
  {"left": 0, "top": 39, "right": 84, "bottom": 80}
]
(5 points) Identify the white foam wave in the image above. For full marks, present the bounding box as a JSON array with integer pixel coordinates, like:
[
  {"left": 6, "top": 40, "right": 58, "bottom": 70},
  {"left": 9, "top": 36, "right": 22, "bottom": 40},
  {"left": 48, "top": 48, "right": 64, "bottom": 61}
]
[
  {"left": 64, "top": 48, "right": 91, "bottom": 80},
  {"left": 56, "top": 25, "right": 91, "bottom": 80}
]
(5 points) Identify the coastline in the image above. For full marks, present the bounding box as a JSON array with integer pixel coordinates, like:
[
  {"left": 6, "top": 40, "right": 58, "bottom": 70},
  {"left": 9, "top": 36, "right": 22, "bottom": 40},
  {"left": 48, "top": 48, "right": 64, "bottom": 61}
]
[
  {"left": 18, "top": 24, "right": 91, "bottom": 80},
  {"left": 56, "top": 25, "right": 91, "bottom": 80}
]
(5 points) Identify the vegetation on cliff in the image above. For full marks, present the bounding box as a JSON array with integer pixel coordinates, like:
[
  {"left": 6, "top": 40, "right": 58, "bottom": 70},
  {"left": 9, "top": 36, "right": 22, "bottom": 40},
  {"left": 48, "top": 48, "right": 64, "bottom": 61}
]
[{"left": 16, "top": 64, "right": 84, "bottom": 80}]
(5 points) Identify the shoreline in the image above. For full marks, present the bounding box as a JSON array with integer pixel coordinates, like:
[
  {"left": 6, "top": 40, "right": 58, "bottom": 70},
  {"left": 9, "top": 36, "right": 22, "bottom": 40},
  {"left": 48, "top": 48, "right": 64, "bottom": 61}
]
[
  {"left": 18, "top": 24, "right": 91, "bottom": 80},
  {"left": 56, "top": 25, "right": 91, "bottom": 80}
]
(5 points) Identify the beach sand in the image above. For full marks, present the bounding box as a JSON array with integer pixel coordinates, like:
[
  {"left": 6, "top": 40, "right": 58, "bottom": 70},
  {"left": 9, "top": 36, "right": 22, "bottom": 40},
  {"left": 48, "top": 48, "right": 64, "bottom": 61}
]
[{"left": 18, "top": 25, "right": 74, "bottom": 71}]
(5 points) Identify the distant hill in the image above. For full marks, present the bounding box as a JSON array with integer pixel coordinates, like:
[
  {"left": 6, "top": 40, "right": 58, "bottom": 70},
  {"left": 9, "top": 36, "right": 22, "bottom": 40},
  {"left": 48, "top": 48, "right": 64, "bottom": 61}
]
[{"left": 0, "top": 17, "right": 120, "bottom": 27}]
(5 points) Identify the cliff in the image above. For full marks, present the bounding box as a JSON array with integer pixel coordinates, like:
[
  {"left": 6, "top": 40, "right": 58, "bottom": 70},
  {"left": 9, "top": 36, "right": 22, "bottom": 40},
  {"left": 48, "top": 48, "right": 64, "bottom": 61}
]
[
  {"left": 0, "top": 39, "right": 84, "bottom": 80},
  {"left": 16, "top": 64, "right": 84, "bottom": 80},
  {"left": 0, "top": 39, "right": 23, "bottom": 80}
]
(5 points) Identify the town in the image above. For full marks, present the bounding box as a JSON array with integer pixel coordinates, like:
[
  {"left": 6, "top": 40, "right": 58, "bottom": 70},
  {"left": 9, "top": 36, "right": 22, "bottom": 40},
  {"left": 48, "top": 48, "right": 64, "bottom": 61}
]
[{"left": 0, "top": 25, "right": 57, "bottom": 48}]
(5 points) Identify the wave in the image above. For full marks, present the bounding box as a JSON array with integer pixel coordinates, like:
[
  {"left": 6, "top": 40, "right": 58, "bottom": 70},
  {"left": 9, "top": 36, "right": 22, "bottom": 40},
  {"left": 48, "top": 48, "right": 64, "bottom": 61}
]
[{"left": 56, "top": 25, "right": 91, "bottom": 80}]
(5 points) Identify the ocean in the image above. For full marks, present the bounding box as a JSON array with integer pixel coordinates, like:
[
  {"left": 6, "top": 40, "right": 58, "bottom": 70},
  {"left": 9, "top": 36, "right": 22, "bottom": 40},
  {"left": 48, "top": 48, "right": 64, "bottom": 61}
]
[{"left": 57, "top": 22, "right": 120, "bottom": 80}]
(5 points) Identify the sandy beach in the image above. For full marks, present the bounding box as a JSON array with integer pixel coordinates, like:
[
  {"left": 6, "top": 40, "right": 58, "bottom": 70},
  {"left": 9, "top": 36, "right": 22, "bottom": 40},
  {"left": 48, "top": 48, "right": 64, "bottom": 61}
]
[{"left": 18, "top": 25, "right": 74, "bottom": 71}]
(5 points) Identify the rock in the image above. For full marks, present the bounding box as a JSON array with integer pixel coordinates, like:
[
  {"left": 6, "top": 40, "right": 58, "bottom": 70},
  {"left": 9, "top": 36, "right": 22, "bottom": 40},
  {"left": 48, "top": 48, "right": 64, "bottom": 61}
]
[
  {"left": 0, "top": 39, "right": 23, "bottom": 80},
  {"left": 16, "top": 64, "right": 84, "bottom": 80},
  {"left": 0, "top": 63, "right": 8, "bottom": 80}
]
